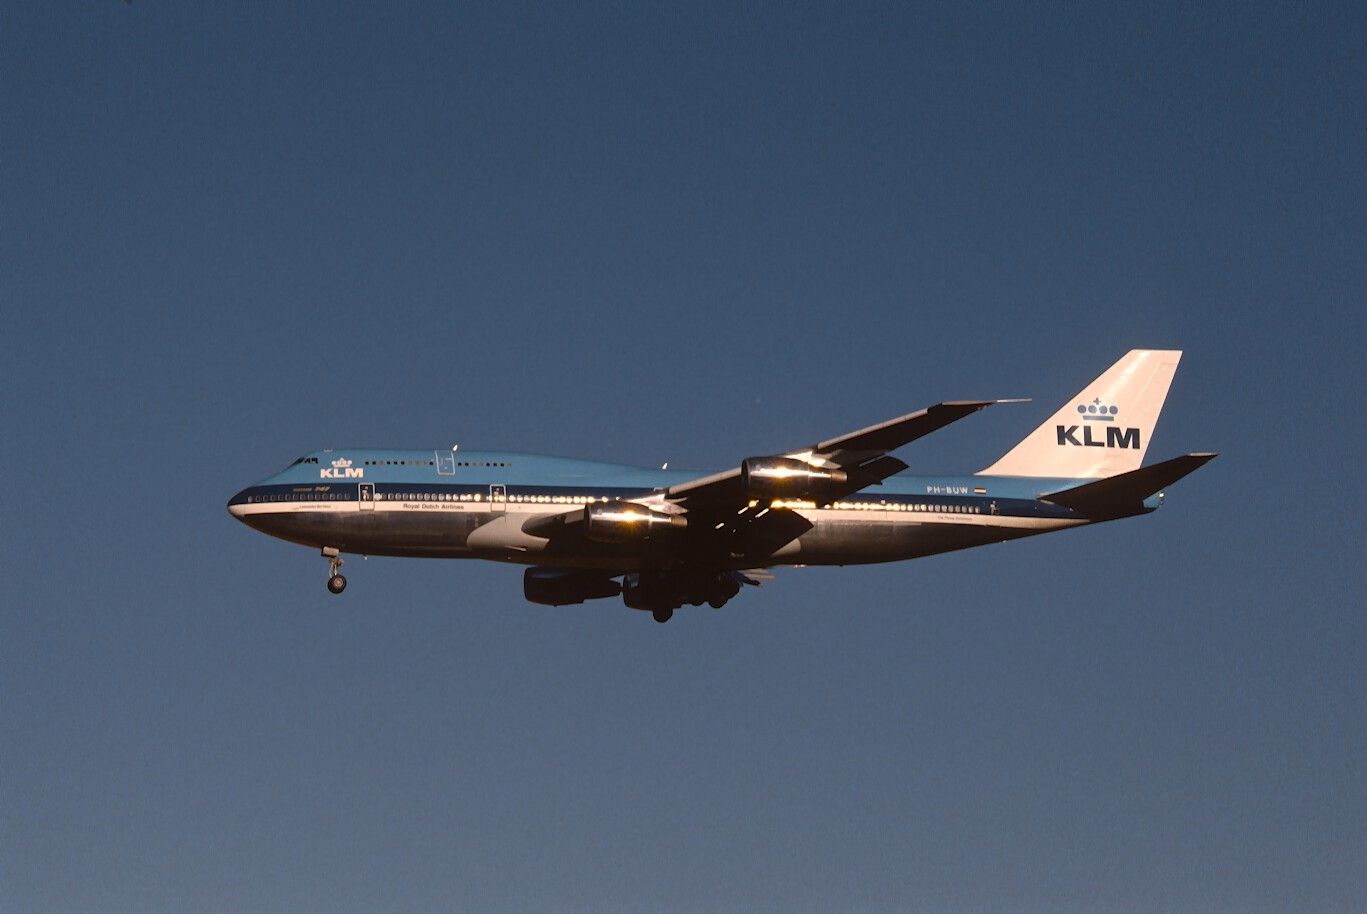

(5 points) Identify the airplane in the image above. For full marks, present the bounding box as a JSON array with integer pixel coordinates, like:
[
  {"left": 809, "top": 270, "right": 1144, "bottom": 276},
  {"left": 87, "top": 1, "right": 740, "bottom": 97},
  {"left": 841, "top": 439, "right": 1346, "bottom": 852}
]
[{"left": 228, "top": 350, "right": 1215, "bottom": 622}]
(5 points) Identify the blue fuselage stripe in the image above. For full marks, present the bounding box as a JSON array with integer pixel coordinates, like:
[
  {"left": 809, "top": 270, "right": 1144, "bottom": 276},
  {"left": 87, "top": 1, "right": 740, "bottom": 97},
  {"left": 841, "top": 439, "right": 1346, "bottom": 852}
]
[{"left": 231, "top": 448, "right": 1157, "bottom": 521}]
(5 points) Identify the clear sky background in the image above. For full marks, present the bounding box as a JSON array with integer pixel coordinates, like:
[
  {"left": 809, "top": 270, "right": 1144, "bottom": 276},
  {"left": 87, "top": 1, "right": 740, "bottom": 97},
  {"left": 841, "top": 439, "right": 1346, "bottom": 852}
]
[{"left": 3, "top": 4, "right": 1363, "bottom": 912}]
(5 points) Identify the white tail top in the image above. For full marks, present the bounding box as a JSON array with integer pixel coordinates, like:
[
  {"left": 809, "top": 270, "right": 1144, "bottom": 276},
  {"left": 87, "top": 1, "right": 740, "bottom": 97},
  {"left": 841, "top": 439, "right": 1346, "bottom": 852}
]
[{"left": 979, "top": 350, "right": 1182, "bottom": 478}]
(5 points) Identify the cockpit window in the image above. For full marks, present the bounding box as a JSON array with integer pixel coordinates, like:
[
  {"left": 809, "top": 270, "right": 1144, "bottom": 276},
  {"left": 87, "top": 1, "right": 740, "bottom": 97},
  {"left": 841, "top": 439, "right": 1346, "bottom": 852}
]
[{"left": 288, "top": 456, "right": 320, "bottom": 467}]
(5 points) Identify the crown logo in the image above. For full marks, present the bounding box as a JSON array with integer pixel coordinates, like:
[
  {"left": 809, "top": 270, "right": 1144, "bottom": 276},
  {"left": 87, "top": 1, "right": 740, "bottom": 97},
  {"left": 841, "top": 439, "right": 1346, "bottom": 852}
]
[
  {"left": 331, "top": 458, "right": 353, "bottom": 468},
  {"left": 1077, "top": 397, "right": 1119, "bottom": 422}
]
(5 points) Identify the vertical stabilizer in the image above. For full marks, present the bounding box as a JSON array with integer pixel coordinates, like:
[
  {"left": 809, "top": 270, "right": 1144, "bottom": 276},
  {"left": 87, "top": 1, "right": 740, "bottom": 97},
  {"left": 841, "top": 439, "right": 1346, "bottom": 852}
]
[{"left": 979, "top": 350, "right": 1182, "bottom": 478}]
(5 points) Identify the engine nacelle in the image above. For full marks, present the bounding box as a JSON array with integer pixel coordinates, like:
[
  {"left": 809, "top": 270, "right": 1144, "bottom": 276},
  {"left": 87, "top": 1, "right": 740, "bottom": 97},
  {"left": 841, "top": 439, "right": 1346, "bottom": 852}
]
[
  {"left": 523, "top": 567, "right": 622, "bottom": 606},
  {"left": 741, "top": 456, "right": 848, "bottom": 501},
  {"left": 583, "top": 502, "right": 687, "bottom": 543}
]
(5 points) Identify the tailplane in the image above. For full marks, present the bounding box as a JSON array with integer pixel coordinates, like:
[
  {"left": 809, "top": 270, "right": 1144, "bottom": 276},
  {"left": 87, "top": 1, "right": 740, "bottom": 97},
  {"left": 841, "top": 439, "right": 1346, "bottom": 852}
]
[
  {"left": 979, "top": 350, "right": 1182, "bottom": 478},
  {"left": 1039, "top": 452, "right": 1217, "bottom": 517}
]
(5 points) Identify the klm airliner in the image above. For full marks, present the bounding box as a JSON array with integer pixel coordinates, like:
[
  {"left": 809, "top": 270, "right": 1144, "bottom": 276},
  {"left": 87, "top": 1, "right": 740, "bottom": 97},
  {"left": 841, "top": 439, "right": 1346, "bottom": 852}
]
[{"left": 229, "top": 350, "right": 1214, "bottom": 622}]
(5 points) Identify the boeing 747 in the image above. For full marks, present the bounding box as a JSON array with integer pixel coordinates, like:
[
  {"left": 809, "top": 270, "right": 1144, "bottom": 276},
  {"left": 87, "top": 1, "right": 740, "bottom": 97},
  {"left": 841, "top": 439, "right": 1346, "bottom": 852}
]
[{"left": 228, "top": 350, "right": 1215, "bottom": 621}]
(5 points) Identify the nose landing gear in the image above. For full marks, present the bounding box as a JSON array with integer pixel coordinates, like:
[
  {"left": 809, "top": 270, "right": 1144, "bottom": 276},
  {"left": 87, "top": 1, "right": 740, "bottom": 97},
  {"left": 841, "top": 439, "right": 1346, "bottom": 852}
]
[{"left": 323, "top": 546, "right": 346, "bottom": 594}]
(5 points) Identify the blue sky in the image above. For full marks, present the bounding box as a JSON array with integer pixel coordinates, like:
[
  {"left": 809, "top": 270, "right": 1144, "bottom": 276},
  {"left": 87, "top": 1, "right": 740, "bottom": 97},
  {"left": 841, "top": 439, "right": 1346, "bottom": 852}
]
[{"left": 3, "top": 4, "right": 1363, "bottom": 912}]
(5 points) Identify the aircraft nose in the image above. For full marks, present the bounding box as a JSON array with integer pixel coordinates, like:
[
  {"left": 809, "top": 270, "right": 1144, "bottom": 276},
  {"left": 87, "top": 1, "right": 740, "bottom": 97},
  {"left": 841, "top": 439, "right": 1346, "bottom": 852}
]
[{"left": 227, "top": 487, "right": 252, "bottom": 519}]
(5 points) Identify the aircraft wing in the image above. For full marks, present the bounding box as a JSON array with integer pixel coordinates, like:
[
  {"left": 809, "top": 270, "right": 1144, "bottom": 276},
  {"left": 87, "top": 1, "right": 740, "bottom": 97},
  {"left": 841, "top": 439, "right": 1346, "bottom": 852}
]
[
  {"left": 521, "top": 400, "right": 1004, "bottom": 563},
  {"left": 665, "top": 400, "right": 1002, "bottom": 511},
  {"left": 807, "top": 399, "right": 1012, "bottom": 466}
]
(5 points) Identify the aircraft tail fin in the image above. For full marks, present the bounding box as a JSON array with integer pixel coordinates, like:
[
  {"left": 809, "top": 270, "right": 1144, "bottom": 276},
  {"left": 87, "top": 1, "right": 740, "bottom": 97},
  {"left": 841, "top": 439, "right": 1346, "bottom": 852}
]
[
  {"left": 1039, "top": 452, "right": 1217, "bottom": 518},
  {"left": 978, "top": 350, "right": 1182, "bottom": 478}
]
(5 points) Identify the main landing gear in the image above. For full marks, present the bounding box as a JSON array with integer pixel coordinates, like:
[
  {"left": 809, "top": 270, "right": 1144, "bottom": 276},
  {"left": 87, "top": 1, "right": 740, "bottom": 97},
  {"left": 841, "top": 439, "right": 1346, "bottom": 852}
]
[
  {"left": 323, "top": 546, "right": 346, "bottom": 594},
  {"left": 627, "top": 573, "right": 743, "bottom": 623}
]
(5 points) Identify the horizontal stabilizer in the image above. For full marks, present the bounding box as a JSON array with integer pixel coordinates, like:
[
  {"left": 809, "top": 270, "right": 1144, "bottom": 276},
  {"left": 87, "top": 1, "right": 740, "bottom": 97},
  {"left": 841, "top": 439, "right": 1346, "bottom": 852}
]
[{"left": 1041, "top": 453, "right": 1217, "bottom": 518}]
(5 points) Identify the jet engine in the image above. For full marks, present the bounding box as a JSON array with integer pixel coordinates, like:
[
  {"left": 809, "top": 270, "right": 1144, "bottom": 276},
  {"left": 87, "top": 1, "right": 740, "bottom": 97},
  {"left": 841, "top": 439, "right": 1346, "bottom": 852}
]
[
  {"left": 523, "top": 567, "right": 622, "bottom": 606},
  {"left": 583, "top": 502, "right": 686, "bottom": 543},
  {"left": 741, "top": 456, "right": 848, "bottom": 501}
]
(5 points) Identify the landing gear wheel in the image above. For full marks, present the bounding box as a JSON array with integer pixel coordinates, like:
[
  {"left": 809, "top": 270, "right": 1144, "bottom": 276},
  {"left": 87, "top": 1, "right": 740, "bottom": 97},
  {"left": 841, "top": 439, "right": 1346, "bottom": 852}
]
[
  {"left": 651, "top": 608, "right": 673, "bottom": 624},
  {"left": 707, "top": 578, "right": 741, "bottom": 609},
  {"left": 322, "top": 547, "right": 346, "bottom": 594}
]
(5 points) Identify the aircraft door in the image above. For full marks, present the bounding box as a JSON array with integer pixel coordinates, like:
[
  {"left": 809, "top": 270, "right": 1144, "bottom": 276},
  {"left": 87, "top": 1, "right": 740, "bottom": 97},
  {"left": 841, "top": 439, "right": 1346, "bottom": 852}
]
[
  {"left": 489, "top": 484, "right": 507, "bottom": 514},
  {"left": 358, "top": 483, "right": 375, "bottom": 511}
]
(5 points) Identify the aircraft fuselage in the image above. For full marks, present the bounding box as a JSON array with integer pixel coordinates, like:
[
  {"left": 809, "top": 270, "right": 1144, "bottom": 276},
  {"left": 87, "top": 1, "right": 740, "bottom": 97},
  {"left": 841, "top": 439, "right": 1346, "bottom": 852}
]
[
  {"left": 228, "top": 449, "right": 1110, "bottom": 571},
  {"left": 227, "top": 351, "right": 1212, "bottom": 618}
]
